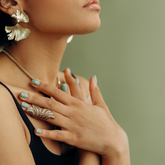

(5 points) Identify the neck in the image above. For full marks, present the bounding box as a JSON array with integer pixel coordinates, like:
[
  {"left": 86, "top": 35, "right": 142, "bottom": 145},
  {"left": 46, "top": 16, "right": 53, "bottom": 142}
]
[{"left": 4, "top": 32, "right": 69, "bottom": 86}]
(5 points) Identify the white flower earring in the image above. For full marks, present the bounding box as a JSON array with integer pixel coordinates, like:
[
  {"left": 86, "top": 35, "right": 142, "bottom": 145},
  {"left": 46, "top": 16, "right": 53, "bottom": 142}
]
[
  {"left": 5, "top": 10, "right": 31, "bottom": 41},
  {"left": 67, "top": 35, "right": 73, "bottom": 43}
]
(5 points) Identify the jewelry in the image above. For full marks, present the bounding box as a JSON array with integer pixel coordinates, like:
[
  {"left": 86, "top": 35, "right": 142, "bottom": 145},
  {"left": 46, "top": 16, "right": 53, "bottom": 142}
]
[
  {"left": 2, "top": 49, "right": 60, "bottom": 121},
  {"left": 27, "top": 105, "right": 55, "bottom": 120},
  {"left": 67, "top": 35, "right": 73, "bottom": 43},
  {"left": 5, "top": 10, "right": 31, "bottom": 41},
  {"left": 2, "top": 49, "right": 61, "bottom": 88}
]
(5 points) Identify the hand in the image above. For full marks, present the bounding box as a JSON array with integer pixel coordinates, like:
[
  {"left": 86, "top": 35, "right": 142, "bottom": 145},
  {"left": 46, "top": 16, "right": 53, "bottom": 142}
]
[{"left": 19, "top": 70, "right": 129, "bottom": 159}]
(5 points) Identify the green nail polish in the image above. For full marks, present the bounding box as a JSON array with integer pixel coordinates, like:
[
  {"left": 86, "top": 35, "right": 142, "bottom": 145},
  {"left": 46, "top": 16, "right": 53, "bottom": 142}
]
[
  {"left": 21, "top": 92, "right": 28, "bottom": 99},
  {"left": 87, "top": 95, "right": 90, "bottom": 100},
  {"left": 32, "top": 79, "right": 40, "bottom": 86},
  {"left": 61, "top": 84, "right": 68, "bottom": 92},
  {"left": 94, "top": 75, "right": 97, "bottom": 84},
  {"left": 67, "top": 68, "right": 71, "bottom": 73},
  {"left": 21, "top": 102, "right": 29, "bottom": 108},
  {"left": 36, "top": 129, "right": 42, "bottom": 134},
  {"left": 76, "top": 78, "right": 80, "bottom": 84}
]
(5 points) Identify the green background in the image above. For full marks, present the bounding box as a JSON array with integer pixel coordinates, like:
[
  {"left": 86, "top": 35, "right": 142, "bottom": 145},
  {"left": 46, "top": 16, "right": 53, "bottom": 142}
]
[{"left": 60, "top": 0, "right": 165, "bottom": 164}]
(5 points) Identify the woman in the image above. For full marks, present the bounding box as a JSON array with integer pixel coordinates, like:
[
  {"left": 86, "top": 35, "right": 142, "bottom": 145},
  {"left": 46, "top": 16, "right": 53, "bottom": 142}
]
[{"left": 0, "top": 0, "right": 130, "bottom": 164}]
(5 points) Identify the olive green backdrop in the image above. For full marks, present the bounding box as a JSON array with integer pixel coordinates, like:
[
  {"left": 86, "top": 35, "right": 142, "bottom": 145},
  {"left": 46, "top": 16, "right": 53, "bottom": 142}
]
[{"left": 60, "top": 0, "right": 165, "bottom": 164}]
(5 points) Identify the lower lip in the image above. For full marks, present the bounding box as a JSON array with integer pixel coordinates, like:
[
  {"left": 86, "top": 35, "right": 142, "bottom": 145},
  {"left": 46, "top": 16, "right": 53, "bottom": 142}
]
[{"left": 84, "top": 4, "right": 101, "bottom": 10}]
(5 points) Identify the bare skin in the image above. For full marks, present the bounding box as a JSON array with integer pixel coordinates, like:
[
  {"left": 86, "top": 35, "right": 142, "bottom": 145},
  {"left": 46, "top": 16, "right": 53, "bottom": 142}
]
[{"left": 0, "top": 0, "right": 130, "bottom": 164}]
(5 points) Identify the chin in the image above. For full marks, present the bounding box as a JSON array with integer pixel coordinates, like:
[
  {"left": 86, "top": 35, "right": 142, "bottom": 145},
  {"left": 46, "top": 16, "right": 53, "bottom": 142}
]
[
  {"left": 77, "top": 16, "right": 101, "bottom": 34},
  {"left": 87, "top": 19, "right": 101, "bottom": 33}
]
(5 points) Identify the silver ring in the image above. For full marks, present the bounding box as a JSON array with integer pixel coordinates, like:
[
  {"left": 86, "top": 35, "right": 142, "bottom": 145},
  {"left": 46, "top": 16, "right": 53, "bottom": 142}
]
[{"left": 26, "top": 105, "right": 55, "bottom": 120}]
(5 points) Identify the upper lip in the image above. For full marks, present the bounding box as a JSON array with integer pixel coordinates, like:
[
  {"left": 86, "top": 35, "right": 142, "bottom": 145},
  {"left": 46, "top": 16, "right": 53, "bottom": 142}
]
[{"left": 83, "top": 0, "right": 100, "bottom": 7}]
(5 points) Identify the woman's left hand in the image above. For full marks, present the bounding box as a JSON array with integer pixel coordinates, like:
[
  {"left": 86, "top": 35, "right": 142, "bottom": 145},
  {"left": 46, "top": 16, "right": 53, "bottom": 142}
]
[{"left": 19, "top": 70, "right": 128, "bottom": 159}]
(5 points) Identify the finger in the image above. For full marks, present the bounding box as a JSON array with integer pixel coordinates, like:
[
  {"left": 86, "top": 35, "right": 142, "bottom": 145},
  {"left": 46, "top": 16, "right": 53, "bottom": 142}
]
[
  {"left": 35, "top": 129, "right": 73, "bottom": 144},
  {"left": 60, "top": 83, "right": 71, "bottom": 95},
  {"left": 21, "top": 102, "right": 71, "bottom": 128},
  {"left": 21, "top": 101, "right": 31, "bottom": 110},
  {"left": 89, "top": 76, "right": 107, "bottom": 109},
  {"left": 19, "top": 92, "right": 68, "bottom": 116},
  {"left": 31, "top": 79, "right": 74, "bottom": 105},
  {"left": 64, "top": 68, "right": 84, "bottom": 101}
]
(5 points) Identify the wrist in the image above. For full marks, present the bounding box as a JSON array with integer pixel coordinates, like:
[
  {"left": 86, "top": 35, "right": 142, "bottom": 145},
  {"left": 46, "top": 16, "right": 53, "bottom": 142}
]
[
  {"left": 102, "top": 149, "right": 131, "bottom": 165},
  {"left": 102, "top": 129, "right": 130, "bottom": 163}
]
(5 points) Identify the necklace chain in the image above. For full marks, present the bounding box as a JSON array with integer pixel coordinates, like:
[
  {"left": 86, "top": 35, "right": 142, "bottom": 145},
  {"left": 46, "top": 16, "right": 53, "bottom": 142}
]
[{"left": 2, "top": 49, "right": 60, "bottom": 88}]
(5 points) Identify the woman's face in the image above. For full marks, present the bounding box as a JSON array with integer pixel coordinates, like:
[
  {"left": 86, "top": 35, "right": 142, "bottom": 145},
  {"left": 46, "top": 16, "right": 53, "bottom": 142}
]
[{"left": 24, "top": 0, "right": 101, "bottom": 35}]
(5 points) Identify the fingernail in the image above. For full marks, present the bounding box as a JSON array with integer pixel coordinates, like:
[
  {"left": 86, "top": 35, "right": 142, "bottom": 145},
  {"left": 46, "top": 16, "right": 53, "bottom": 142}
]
[
  {"left": 94, "top": 75, "right": 97, "bottom": 84},
  {"left": 67, "top": 68, "right": 71, "bottom": 73},
  {"left": 61, "top": 84, "right": 68, "bottom": 92},
  {"left": 87, "top": 95, "right": 90, "bottom": 100},
  {"left": 36, "top": 129, "right": 42, "bottom": 134},
  {"left": 32, "top": 79, "right": 40, "bottom": 86},
  {"left": 21, "top": 102, "right": 29, "bottom": 108},
  {"left": 21, "top": 92, "right": 28, "bottom": 99},
  {"left": 76, "top": 78, "right": 80, "bottom": 84}
]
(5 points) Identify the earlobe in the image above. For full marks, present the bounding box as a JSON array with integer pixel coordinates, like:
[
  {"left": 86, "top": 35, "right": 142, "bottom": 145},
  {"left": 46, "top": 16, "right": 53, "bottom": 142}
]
[{"left": 0, "top": 0, "right": 20, "bottom": 15}]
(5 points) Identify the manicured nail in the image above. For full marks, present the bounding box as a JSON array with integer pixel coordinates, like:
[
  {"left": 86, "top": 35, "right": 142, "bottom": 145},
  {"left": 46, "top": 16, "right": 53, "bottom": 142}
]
[
  {"left": 36, "top": 129, "right": 42, "bottom": 134},
  {"left": 32, "top": 79, "right": 40, "bottom": 86},
  {"left": 61, "top": 84, "right": 68, "bottom": 92},
  {"left": 87, "top": 95, "right": 90, "bottom": 100},
  {"left": 76, "top": 78, "right": 80, "bottom": 84},
  {"left": 21, "top": 102, "right": 29, "bottom": 108},
  {"left": 94, "top": 75, "right": 97, "bottom": 84},
  {"left": 67, "top": 68, "right": 71, "bottom": 73},
  {"left": 21, "top": 92, "right": 28, "bottom": 99}
]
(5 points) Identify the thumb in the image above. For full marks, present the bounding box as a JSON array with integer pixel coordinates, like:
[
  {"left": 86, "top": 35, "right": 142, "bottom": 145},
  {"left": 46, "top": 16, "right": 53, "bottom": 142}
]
[{"left": 89, "top": 75, "right": 107, "bottom": 109}]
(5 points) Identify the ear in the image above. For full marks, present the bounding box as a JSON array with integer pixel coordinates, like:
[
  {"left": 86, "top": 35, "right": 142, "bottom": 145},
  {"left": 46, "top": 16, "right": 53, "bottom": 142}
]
[{"left": 0, "top": 0, "right": 23, "bottom": 15}]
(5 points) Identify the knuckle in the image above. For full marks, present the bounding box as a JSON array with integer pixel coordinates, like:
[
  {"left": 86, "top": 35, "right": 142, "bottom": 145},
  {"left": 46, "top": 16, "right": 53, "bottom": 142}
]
[
  {"left": 46, "top": 98, "right": 54, "bottom": 109},
  {"left": 54, "top": 88, "right": 61, "bottom": 96},
  {"left": 72, "top": 98, "right": 81, "bottom": 106},
  {"left": 64, "top": 107, "right": 72, "bottom": 117},
  {"left": 95, "top": 86, "right": 101, "bottom": 93},
  {"left": 41, "top": 130, "right": 48, "bottom": 138},
  {"left": 92, "top": 85, "right": 100, "bottom": 94},
  {"left": 72, "top": 133, "right": 81, "bottom": 146},
  {"left": 40, "top": 82, "right": 48, "bottom": 89},
  {"left": 78, "top": 95, "right": 84, "bottom": 101},
  {"left": 66, "top": 133, "right": 74, "bottom": 145},
  {"left": 55, "top": 132, "right": 63, "bottom": 141},
  {"left": 30, "top": 94, "right": 37, "bottom": 102},
  {"left": 77, "top": 100, "right": 85, "bottom": 108}
]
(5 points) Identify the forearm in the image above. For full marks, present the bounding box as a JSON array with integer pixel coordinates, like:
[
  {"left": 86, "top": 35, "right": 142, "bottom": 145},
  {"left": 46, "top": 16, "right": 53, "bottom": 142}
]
[{"left": 78, "top": 149, "right": 100, "bottom": 165}]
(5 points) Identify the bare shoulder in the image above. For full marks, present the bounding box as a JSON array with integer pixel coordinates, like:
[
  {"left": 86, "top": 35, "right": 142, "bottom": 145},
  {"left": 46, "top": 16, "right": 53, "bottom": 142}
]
[
  {"left": 0, "top": 83, "right": 22, "bottom": 116},
  {"left": 0, "top": 84, "right": 16, "bottom": 110},
  {"left": 0, "top": 84, "right": 35, "bottom": 164}
]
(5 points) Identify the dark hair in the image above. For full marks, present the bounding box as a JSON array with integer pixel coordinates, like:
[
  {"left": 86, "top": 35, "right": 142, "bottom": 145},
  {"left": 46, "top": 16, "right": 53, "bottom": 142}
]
[{"left": 0, "top": 10, "right": 14, "bottom": 47}]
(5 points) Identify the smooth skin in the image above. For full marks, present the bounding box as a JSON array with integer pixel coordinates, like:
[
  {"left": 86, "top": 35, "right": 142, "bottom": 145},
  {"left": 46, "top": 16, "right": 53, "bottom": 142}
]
[
  {"left": 19, "top": 68, "right": 131, "bottom": 165},
  {"left": 0, "top": 0, "right": 130, "bottom": 164}
]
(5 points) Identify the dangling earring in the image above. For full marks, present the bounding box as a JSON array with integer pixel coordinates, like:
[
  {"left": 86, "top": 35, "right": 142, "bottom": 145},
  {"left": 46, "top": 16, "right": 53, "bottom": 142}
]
[
  {"left": 67, "top": 35, "right": 73, "bottom": 43},
  {"left": 5, "top": 10, "right": 31, "bottom": 41}
]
